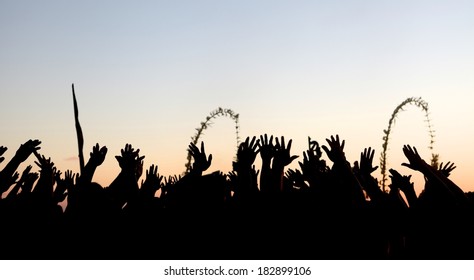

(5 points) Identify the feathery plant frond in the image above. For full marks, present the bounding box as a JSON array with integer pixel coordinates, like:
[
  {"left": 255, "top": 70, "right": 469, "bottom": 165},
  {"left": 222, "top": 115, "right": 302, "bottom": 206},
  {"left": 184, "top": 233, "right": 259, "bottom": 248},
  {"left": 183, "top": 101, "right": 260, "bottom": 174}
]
[
  {"left": 380, "top": 97, "right": 438, "bottom": 192},
  {"left": 184, "top": 107, "right": 240, "bottom": 174}
]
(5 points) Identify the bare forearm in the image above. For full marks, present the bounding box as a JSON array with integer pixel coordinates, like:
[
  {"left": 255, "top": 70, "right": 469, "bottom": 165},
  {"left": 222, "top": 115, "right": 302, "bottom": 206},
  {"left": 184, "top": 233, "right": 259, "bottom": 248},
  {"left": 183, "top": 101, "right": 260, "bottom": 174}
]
[
  {"left": 259, "top": 159, "right": 272, "bottom": 192},
  {"left": 334, "top": 162, "right": 366, "bottom": 205}
]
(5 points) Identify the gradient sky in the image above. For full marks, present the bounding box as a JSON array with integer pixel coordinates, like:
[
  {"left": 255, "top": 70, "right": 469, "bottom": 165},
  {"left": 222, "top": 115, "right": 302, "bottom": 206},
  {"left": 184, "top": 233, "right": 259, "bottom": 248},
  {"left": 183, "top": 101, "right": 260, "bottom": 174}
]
[{"left": 1, "top": 0, "right": 473, "bottom": 194}]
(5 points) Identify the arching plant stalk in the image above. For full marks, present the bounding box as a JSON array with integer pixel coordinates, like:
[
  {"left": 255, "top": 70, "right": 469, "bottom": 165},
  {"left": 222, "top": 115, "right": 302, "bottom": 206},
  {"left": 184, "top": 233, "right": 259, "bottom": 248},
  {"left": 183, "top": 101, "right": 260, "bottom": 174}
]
[
  {"left": 380, "top": 97, "right": 438, "bottom": 192},
  {"left": 184, "top": 107, "right": 240, "bottom": 174}
]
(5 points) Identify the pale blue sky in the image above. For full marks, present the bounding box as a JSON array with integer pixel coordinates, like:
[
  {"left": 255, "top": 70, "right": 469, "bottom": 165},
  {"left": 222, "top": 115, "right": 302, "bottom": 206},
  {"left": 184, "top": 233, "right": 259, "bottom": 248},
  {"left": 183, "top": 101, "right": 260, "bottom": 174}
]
[{"left": 1, "top": 0, "right": 473, "bottom": 192}]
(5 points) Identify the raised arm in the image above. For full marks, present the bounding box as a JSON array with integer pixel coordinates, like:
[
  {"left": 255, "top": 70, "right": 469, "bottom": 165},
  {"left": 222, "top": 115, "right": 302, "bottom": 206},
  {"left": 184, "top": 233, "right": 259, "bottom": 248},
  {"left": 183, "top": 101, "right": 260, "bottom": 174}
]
[
  {"left": 354, "top": 147, "right": 386, "bottom": 203},
  {"left": 187, "top": 141, "right": 212, "bottom": 177},
  {"left": 322, "top": 135, "right": 365, "bottom": 206},
  {"left": 54, "top": 170, "right": 76, "bottom": 204},
  {"left": 271, "top": 136, "right": 299, "bottom": 192},
  {"left": 0, "top": 140, "right": 41, "bottom": 194},
  {"left": 402, "top": 145, "right": 470, "bottom": 209},
  {"left": 140, "top": 164, "right": 163, "bottom": 199},
  {"left": 233, "top": 136, "right": 260, "bottom": 199},
  {"left": 258, "top": 134, "right": 275, "bottom": 193},
  {"left": 107, "top": 144, "right": 144, "bottom": 208},
  {"left": 6, "top": 165, "right": 35, "bottom": 200},
  {"left": 388, "top": 168, "right": 416, "bottom": 208},
  {"left": 80, "top": 143, "right": 108, "bottom": 185},
  {"left": 32, "top": 152, "right": 57, "bottom": 200}
]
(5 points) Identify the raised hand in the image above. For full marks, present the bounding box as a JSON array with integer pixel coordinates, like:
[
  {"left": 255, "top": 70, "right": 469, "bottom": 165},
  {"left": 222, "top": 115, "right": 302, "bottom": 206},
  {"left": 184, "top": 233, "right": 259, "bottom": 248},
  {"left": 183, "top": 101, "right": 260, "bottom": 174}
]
[
  {"left": 258, "top": 134, "right": 275, "bottom": 193},
  {"left": 298, "top": 138, "right": 328, "bottom": 186},
  {"left": 15, "top": 139, "right": 41, "bottom": 162},
  {"left": 188, "top": 141, "right": 212, "bottom": 175},
  {"left": 322, "top": 135, "right": 366, "bottom": 205},
  {"left": 250, "top": 164, "right": 260, "bottom": 179},
  {"left": 54, "top": 170, "right": 76, "bottom": 203},
  {"left": 262, "top": 136, "right": 298, "bottom": 193},
  {"left": 299, "top": 149, "right": 320, "bottom": 175},
  {"left": 232, "top": 136, "right": 260, "bottom": 199},
  {"left": 20, "top": 165, "right": 34, "bottom": 181},
  {"left": 0, "top": 140, "right": 41, "bottom": 192},
  {"left": 353, "top": 147, "right": 380, "bottom": 200},
  {"left": 236, "top": 136, "right": 260, "bottom": 168},
  {"left": 6, "top": 172, "right": 22, "bottom": 199},
  {"left": 0, "top": 146, "right": 7, "bottom": 164},
  {"left": 272, "top": 136, "right": 299, "bottom": 168},
  {"left": 285, "top": 168, "right": 308, "bottom": 190},
  {"left": 89, "top": 143, "right": 108, "bottom": 167},
  {"left": 359, "top": 147, "right": 378, "bottom": 175},
  {"left": 4, "top": 165, "right": 38, "bottom": 199},
  {"left": 308, "top": 136, "right": 318, "bottom": 153},
  {"left": 34, "top": 153, "right": 56, "bottom": 175},
  {"left": 227, "top": 170, "right": 239, "bottom": 191},
  {"left": 33, "top": 152, "right": 57, "bottom": 197},
  {"left": 163, "top": 174, "right": 181, "bottom": 187},
  {"left": 140, "top": 164, "right": 163, "bottom": 198},
  {"left": 322, "top": 135, "right": 346, "bottom": 164},
  {"left": 5, "top": 172, "right": 21, "bottom": 199},
  {"left": 258, "top": 134, "right": 275, "bottom": 163},
  {"left": 308, "top": 136, "right": 323, "bottom": 157},
  {"left": 115, "top": 144, "right": 145, "bottom": 173},
  {"left": 389, "top": 168, "right": 416, "bottom": 203},
  {"left": 108, "top": 144, "right": 144, "bottom": 208},
  {"left": 401, "top": 145, "right": 429, "bottom": 172},
  {"left": 439, "top": 161, "right": 456, "bottom": 178},
  {"left": 2, "top": 172, "right": 19, "bottom": 194},
  {"left": 389, "top": 169, "right": 413, "bottom": 192},
  {"left": 401, "top": 146, "right": 471, "bottom": 209},
  {"left": 7, "top": 165, "right": 36, "bottom": 197},
  {"left": 161, "top": 174, "right": 181, "bottom": 199},
  {"left": 19, "top": 167, "right": 39, "bottom": 195},
  {"left": 80, "top": 143, "right": 108, "bottom": 185}
]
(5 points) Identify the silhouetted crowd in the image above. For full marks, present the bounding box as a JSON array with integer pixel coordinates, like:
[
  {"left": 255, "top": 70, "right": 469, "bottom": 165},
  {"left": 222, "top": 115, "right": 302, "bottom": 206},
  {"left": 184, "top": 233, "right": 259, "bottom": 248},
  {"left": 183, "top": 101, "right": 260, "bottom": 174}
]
[{"left": 1, "top": 135, "right": 473, "bottom": 259}]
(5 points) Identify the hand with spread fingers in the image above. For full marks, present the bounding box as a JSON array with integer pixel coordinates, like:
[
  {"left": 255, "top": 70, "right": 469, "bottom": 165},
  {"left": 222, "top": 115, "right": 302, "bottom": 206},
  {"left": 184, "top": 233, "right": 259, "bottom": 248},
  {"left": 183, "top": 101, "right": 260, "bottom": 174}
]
[
  {"left": 0, "top": 139, "right": 42, "bottom": 193},
  {"left": 389, "top": 168, "right": 416, "bottom": 208},
  {"left": 15, "top": 139, "right": 42, "bottom": 163},
  {"left": 6, "top": 165, "right": 36, "bottom": 198},
  {"left": 322, "top": 135, "right": 347, "bottom": 165},
  {"left": 439, "top": 161, "right": 456, "bottom": 178},
  {"left": 54, "top": 170, "right": 76, "bottom": 203},
  {"left": 272, "top": 136, "right": 299, "bottom": 169},
  {"left": 107, "top": 144, "right": 144, "bottom": 208},
  {"left": 401, "top": 145, "right": 430, "bottom": 173},
  {"left": 89, "top": 143, "right": 108, "bottom": 167},
  {"left": 81, "top": 143, "right": 108, "bottom": 185},
  {"left": 285, "top": 168, "right": 309, "bottom": 190},
  {"left": 115, "top": 144, "right": 145, "bottom": 173},
  {"left": 258, "top": 134, "right": 275, "bottom": 163},
  {"left": 19, "top": 166, "right": 39, "bottom": 195},
  {"left": 389, "top": 169, "right": 413, "bottom": 193},
  {"left": 389, "top": 168, "right": 418, "bottom": 207},
  {"left": 359, "top": 147, "right": 378, "bottom": 175},
  {"left": 236, "top": 136, "right": 260, "bottom": 169},
  {"left": 140, "top": 164, "right": 163, "bottom": 198},
  {"left": 2, "top": 171, "right": 19, "bottom": 195},
  {"left": 188, "top": 141, "right": 212, "bottom": 175},
  {"left": 32, "top": 152, "right": 57, "bottom": 198},
  {"left": 34, "top": 153, "right": 56, "bottom": 175},
  {"left": 401, "top": 145, "right": 469, "bottom": 209}
]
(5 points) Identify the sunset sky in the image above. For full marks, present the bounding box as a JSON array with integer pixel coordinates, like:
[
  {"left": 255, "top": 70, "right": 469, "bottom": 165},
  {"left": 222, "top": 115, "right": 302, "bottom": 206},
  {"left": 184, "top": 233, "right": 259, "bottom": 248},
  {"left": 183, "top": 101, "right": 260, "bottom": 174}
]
[{"left": 1, "top": 0, "right": 473, "bottom": 194}]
